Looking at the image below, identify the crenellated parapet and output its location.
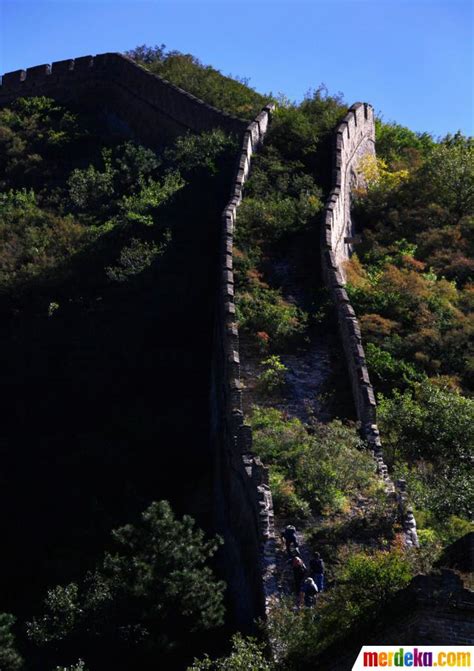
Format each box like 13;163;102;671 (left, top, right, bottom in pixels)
321;103;418;547
321;103;377;429
324;103;376;268
210;102;277;621
0;53;247;144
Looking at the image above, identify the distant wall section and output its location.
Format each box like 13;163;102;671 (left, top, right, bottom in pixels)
321;104;418;547
321;103;376;428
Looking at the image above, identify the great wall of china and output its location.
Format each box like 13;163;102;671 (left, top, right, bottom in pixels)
4;54;466;643
320;103;418;547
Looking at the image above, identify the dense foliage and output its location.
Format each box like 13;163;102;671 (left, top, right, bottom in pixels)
28;501;225;670
0;96;237;297
250;407;381;519
126;45;267;119
350;123;474;537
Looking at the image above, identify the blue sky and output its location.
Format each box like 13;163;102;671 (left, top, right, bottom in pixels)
0;0;472;137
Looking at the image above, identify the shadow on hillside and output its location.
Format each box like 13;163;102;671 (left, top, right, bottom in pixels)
0;169;231;639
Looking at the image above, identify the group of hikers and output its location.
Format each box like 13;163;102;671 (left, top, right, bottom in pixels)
281;525;325;608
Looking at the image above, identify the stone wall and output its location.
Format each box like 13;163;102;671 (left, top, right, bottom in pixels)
0;53;247;144
321;104;418;547
321;103;376;427
210;103;277;627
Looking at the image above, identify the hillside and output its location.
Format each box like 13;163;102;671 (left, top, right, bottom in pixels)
0;46;472;671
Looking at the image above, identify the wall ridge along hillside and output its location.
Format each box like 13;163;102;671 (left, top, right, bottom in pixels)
0;52;248;144
321;103;419;547
210;101;277;625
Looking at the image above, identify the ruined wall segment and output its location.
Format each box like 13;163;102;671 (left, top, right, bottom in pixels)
210;103;277;626
0;53;247;144
321;103;418;547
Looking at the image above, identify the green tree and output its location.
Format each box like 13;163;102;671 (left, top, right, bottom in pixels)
28;501;225;666
117;172;185;226
378;381;474;464
0;189;85;289
68;160;116;213
105;235;170;283
0;613;23;671
165;129;238;175
375;119;434;166
419;134;474;218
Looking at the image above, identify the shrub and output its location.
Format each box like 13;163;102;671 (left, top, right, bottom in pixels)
113;142;161;190
117;172;185;227
269;470;310;521
0;189;85;289
312;549;412;652
105;235;170;283
378;382;473;522
188;633;272;671
68;159;115;214
375;119;434;167
0;96;85;192
365;342;424;390
250;409;378;516
268;87;347;169
393;459;474;523
378;380;474;464
294;421;376;514
354;154;409;198
265;550;412;668
250;407;311;479
165;129;238;175
54;663;87;671
258;355;287;395
418;133;474;218
236;286;307;350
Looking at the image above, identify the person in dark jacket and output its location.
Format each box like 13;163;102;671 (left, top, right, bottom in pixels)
281;525;298;555
310;551;325;592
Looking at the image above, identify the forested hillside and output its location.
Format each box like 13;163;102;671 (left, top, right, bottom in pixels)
351;128;473;536
0;45;472;671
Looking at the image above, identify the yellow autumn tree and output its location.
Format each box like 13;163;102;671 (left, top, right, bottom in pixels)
354;154;409;196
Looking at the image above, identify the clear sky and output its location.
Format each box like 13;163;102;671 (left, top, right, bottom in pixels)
0;0;472;137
